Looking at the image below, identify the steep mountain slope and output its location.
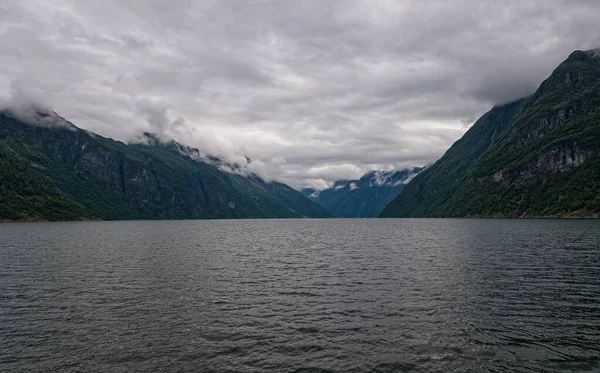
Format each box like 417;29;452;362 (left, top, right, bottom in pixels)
381;49;600;218
0;111;332;221
0;141;93;221
304;168;422;217
380;99;528;217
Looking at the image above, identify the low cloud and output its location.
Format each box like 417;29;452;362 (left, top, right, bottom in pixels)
0;79;52;115
1;0;599;188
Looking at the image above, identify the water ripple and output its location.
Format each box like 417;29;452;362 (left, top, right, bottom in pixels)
1;219;600;372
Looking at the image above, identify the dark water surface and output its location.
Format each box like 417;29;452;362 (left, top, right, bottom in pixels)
1;219;600;372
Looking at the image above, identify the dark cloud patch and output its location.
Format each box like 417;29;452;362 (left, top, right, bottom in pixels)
1;0;599;188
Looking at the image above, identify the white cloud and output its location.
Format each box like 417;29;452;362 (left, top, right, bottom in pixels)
1;0;599;188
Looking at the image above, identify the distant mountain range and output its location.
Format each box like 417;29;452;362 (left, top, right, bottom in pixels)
303;168;423;218
0;110;332;221
381;49;600;218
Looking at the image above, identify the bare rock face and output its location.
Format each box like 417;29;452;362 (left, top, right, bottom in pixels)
529;109;570;140
538;143;593;173
493;171;503;182
493;143;595;187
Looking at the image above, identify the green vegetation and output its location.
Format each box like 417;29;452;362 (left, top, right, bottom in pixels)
0;142;94;221
0;113;331;221
381;49;600;218
380;98;527;217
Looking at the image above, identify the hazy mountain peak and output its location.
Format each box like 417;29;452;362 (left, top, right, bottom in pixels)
303;167;424;218
585;48;600;58
0;111;332;220
130;131;264;182
362;168;422;187
2;107;77;131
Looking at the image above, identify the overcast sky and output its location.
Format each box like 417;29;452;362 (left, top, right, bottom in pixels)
1;1;600;189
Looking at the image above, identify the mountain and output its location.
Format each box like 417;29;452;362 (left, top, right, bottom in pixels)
381;49;600;218
303;168;423;218
379;99;528;217
0;110;332;221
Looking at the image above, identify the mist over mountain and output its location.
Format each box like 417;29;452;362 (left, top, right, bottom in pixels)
3;1;600;189
303;168;423;218
0;109;331;221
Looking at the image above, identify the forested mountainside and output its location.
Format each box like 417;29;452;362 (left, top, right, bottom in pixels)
381;49;600;218
0;111;332;221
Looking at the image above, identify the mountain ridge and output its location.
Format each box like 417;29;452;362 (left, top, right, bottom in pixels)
0;109;332;221
381;49;600;218
304;168;423;218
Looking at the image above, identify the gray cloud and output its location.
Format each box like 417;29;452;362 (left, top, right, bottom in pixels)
1;0;599;189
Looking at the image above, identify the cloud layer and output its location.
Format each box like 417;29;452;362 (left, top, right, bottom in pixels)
1;0;599;188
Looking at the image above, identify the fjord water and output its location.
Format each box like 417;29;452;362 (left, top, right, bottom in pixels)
1;220;599;372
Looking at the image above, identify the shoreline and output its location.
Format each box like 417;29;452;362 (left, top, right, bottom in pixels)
2;215;600;223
